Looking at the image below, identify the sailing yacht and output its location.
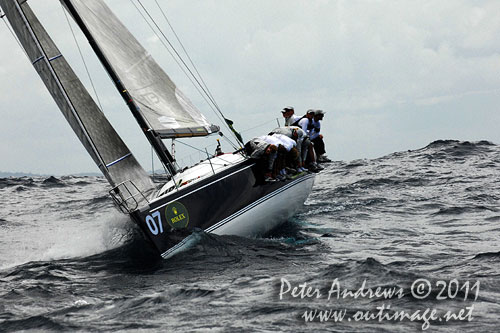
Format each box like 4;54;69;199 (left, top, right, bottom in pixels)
0;0;315;258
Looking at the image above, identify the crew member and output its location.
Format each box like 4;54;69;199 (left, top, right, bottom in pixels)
257;134;296;180
269;126;308;172
245;137;278;182
311;110;331;163
295;109;315;135
281;106;300;126
291;110;322;171
270;133;299;177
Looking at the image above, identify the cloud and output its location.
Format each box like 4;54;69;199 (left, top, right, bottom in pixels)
164;0;500;115
1;0;500;173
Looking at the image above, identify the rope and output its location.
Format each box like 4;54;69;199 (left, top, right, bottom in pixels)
136;0;218;111
131;0;241;148
152;0;221;112
175;139;214;155
128;0;238;150
1;10;28;57
174;139;244;168
174;115;284;165
241;117;282;134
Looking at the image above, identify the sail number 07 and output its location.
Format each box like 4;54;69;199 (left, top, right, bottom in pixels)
145;211;164;235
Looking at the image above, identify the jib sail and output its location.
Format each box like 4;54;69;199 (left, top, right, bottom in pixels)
65;0;219;139
0;0;155;196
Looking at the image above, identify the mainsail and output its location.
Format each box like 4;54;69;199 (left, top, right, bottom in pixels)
65;0;219;139
0;0;155;195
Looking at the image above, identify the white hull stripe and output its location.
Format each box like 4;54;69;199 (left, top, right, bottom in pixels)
160;234;196;259
159;173;314;259
205;173;314;233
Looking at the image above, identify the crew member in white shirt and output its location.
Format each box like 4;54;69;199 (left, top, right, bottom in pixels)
281;106;301;127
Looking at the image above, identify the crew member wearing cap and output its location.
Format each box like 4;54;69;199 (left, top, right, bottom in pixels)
311;109;331;163
281;106;300;127
296;109;315;134
291;109;323;172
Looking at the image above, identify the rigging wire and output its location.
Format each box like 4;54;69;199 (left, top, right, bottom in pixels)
132;0;242;148
128;0;209;107
175;139;215;156
60;2;104;111
240;117;282;134
152;0;221;112
174;139;242;167
136;0;219;112
129;0;238;151
127;1;237;150
1;10;28;58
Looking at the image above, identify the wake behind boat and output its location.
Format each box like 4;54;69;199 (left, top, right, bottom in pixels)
0;0;315;258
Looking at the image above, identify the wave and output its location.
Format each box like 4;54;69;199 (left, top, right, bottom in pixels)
425;139;494;148
472;251;500;261
319;257;413;281
433;205;498;215
1;138;499;331
0;176;97;189
0;223;320;279
0;315;72;332
3;262;71;282
0;177;36;189
41;176;66;188
87;195;113;206
421;140;496;159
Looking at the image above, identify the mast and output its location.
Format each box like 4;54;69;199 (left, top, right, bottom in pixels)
0;0;155;197
60;0;177;176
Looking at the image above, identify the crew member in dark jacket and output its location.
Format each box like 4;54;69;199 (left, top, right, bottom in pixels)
310;110;331;163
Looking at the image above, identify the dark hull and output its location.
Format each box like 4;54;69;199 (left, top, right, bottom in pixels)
130;159;315;258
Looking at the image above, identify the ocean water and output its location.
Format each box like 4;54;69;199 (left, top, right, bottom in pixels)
1;140;499;332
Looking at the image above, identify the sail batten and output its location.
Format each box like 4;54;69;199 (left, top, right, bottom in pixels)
0;0;155;196
66;0;219;139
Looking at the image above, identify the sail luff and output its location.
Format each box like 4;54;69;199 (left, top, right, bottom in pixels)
11;0;109;178
0;0;155;197
64;0;220;139
60;0;177;176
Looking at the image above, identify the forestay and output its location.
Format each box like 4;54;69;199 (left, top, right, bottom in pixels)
66;0;219;138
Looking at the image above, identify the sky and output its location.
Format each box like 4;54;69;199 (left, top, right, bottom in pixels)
1;0;500;175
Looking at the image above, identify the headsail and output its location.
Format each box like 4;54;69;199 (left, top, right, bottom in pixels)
64;0;219;139
0;0;155;196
